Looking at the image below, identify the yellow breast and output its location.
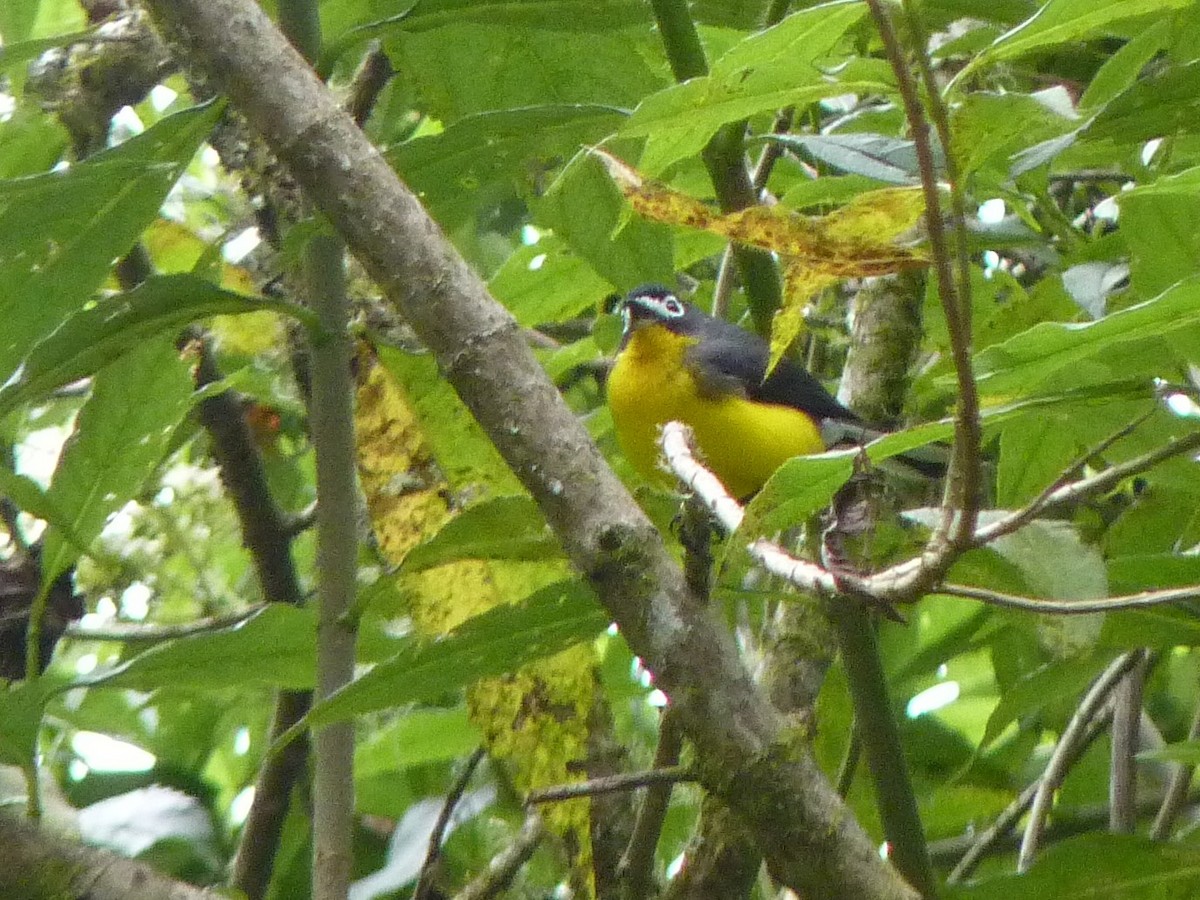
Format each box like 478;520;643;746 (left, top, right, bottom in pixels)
608;326;826;498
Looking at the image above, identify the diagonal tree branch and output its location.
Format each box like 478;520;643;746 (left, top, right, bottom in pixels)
142;2;919;898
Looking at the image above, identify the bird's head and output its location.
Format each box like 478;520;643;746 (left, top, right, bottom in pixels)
619;285;700;342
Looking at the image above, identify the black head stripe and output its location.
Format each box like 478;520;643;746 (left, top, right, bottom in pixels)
621;285;689;336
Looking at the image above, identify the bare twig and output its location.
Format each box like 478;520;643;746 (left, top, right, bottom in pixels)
527;766;694;805
414;748;487;900
971;410;1188;547
64;605;265;642
864;0;981;569
1110;652;1150;833
662;422;1200;615
1150;700;1200;840
944;706;1112;882
618;708;685;899
935;583;1200;614
451;812;545;900
1018;652;1143;872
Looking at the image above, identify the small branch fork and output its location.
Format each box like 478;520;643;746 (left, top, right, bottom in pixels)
658;421;1200;613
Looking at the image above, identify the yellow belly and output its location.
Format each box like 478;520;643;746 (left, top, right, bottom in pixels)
608;328;825;498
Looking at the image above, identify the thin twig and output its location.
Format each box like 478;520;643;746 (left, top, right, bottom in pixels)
865;0;981;564
1018;653;1143;872
64;605;265;642
971;408;1171;546
944;705;1112;882
1110;652;1150;833
451;812;545;900
935;583;1200;615
526;766;694;805
414;748;487;900
1150;700;1200;840
617;708;685;900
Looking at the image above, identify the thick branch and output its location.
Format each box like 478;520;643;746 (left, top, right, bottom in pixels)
143;3;917;898
0;817;222;900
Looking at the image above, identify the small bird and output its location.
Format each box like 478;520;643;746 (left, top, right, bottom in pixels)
607;285;883;499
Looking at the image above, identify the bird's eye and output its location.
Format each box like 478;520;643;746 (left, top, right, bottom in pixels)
662;297;684;316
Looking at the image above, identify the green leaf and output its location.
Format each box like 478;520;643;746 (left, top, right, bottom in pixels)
355;706;481;777
488;235;611;327
390;104;626;231
962;0;1193;76
40;337;195;582
976;652;1107;750
304;580;607;727
388;18;664;124
79;606;318;692
535;154;675;291
952;833;1200;898
964;277;1200;398
1079;17;1172;110
621;2;888;174
400;496;562;573
1118;167;1200;296
0;676;61;769
763;133;923;184
1084;59;1200;145
0;466;91;558
0;275;315;420
0;29;92;74
1137;739;1200;766
0;101;223;383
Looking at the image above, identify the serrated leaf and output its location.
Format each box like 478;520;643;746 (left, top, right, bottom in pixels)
0;275;314;420
0;101;223;384
400;496;562;573
304;580;607;726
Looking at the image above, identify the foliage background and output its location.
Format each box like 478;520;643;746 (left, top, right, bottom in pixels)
2;0;1200;897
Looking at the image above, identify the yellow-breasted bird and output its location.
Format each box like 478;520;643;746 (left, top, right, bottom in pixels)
608;285;884;499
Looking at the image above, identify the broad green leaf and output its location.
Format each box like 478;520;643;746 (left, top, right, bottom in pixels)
40;337;195;583
389;104;626;231
1118;167;1200;296
400;496;562;573
1138;739;1200;766
0;107;69;179
0;101;223;383
622;2;889;174
1079;17;1172;110
355;706;481;777
1101;607;1200;649
0;275;315;420
0;29;91;74
962;0;1193;77
376;345;522;494
488;235;610;327
976;652;1107;749
535;154;675;291
386;0;649;33
1085;59;1200;145
965;278;1200;397
80;606;318;692
388;20;664;124
304;580;608;726
0;466;91;558
0;676;62;769
1108;554;1200;593
952;833;1200;898
764;133;923;184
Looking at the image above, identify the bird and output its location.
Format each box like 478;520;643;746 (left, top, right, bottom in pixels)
607;284;889;499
